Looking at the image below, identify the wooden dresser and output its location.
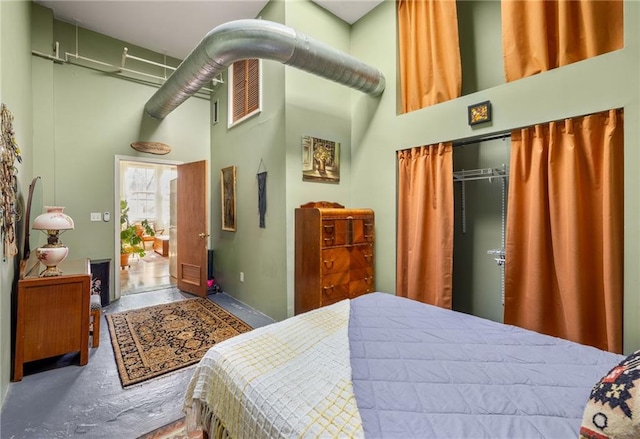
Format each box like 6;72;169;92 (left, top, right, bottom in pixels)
13;258;91;381
295;202;375;314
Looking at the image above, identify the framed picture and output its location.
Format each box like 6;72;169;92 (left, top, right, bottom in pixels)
220;166;236;232
301;136;340;183
468;101;492;126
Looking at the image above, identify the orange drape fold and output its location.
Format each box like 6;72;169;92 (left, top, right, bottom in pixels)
502;0;623;82
397;143;453;308
398;0;462;112
504;109;624;353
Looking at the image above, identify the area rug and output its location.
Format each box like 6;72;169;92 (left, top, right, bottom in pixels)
137;417;202;439
107;298;252;387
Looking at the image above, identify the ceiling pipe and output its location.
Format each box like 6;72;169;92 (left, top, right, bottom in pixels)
144;19;386;120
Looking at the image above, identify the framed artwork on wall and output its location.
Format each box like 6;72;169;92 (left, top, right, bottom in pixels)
221;166;236;232
301;135;340;183
468;101;492;126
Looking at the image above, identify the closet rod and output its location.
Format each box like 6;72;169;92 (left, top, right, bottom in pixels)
453;132;511;148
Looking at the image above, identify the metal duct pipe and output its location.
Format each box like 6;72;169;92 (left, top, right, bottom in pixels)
144;19;385;120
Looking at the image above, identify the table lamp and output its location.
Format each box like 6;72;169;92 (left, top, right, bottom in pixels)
32;206;74;277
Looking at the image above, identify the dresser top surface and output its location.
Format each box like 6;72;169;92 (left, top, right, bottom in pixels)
22;257;90;280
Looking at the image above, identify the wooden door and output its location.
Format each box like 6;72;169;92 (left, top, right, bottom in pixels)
177;160;208;297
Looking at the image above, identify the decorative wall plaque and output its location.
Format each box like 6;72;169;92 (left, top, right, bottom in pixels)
130;142;171;155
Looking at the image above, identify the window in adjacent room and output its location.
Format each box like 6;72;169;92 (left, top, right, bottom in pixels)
228;58;262;127
121;162;177;232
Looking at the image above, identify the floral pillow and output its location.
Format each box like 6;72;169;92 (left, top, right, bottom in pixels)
580;350;640;439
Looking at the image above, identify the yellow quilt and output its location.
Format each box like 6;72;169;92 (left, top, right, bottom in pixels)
183;299;363;438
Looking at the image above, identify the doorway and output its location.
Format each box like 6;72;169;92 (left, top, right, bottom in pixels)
114;155;181;300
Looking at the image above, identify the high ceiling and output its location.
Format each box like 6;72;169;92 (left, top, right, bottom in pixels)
34;0;384;60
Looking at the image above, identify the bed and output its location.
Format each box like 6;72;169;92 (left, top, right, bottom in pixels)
184;292;636;438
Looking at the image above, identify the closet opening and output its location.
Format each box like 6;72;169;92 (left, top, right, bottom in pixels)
452;134;511;323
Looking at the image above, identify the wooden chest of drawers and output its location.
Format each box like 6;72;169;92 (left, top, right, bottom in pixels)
13;259;91;381
295;203;375;314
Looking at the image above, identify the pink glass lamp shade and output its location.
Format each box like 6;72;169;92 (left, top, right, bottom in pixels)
32;206;74;277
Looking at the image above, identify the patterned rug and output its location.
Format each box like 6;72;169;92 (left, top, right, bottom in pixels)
107;298;252;387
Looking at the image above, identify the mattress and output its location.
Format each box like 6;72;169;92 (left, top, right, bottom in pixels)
184;292;624;438
350;293;624;438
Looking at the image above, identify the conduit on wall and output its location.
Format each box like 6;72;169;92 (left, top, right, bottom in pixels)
144;19;386;120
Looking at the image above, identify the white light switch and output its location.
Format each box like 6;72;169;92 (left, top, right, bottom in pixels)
103;212;110;222
240;272;244;282
90;212;102;221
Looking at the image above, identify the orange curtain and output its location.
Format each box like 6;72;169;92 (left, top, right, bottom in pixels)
502;0;623;82
397;144;453;308
504;109;623;353
398;0;462;112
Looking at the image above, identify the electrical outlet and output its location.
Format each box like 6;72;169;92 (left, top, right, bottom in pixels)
240;272;244;282
90;212;102;221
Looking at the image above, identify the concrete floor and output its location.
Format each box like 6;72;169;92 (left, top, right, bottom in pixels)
0;288;275;439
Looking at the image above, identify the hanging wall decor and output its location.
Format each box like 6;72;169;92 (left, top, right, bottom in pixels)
301;135;340;183
221;166;237;232
0;103;22;260
468;101;492;126
256;159;267;228
130;141;171;155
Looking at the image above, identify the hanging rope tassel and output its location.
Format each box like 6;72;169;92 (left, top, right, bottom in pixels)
257;171;267;228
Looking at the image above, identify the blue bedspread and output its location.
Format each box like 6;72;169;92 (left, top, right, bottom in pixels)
349;293;624;438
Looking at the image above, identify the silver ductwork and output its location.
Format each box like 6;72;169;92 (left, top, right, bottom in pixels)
144;19;386;120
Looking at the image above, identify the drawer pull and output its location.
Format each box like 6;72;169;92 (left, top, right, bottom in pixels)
364;254;373;260
323;224;334;230
324;237;334;243
365;276;373;284
323;259;335;269
323;285;335;291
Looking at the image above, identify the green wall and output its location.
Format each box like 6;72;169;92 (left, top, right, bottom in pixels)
31;5;211;301
209;0;353;320
210;0;288;320
350;0;640;353
1;0;33;407
283;0;353;316
458;0;504;95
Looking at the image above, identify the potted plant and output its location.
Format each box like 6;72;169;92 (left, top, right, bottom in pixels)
120;200;154;268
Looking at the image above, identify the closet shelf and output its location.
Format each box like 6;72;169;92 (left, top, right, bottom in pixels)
453;166;508;182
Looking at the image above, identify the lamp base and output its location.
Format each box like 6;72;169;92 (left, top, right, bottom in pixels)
39;266;64;277
36;246;69;277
